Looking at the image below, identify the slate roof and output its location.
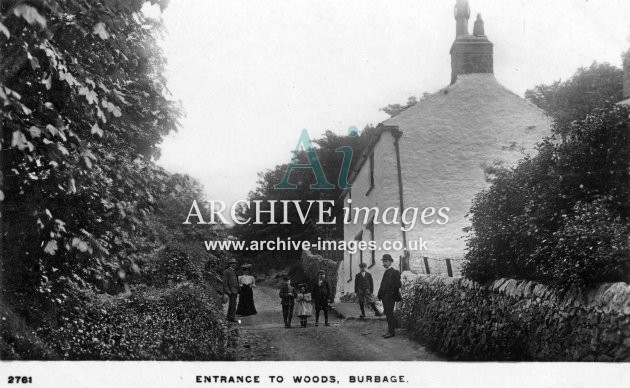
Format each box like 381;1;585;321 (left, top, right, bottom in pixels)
381;73;552;257
383;73;550;157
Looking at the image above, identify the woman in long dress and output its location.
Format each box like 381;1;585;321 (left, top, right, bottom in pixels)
295;284;313;327
236;264;257;316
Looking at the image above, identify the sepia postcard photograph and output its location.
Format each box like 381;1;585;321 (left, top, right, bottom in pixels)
1;0;630;387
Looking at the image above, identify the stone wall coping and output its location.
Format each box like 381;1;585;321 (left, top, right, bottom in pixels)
407;274;630;315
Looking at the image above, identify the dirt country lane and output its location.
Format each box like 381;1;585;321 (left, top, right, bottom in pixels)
229;285;441;361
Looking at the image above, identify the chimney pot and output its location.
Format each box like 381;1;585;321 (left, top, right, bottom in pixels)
473;14;485;37
450;2;493;84
454;0;470;37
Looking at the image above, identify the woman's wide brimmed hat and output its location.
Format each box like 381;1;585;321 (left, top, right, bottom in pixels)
227;258;237;264
241;263;252;269
298;283;307;289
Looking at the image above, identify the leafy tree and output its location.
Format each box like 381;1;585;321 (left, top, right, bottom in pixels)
465;56;629;288
150;173;225;244
234;91;438;253
1;1;238;360
232;126;377;256
139;172;230;287
1;0;180;312
525;61;624;136
463;105;630;287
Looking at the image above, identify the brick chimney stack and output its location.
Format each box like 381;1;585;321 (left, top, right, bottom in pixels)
450;1;493;84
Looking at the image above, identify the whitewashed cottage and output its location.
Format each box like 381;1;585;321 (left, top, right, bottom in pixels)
336;0;552;300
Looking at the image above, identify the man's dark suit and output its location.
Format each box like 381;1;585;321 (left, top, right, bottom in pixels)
223;267;239;321
312;279;331;324
279;283;297;327
354;272;374;294
377;267;401;336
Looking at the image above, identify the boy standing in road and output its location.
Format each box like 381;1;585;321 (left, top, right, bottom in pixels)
355;262;382;318
279;276;297;328
312;270;332;326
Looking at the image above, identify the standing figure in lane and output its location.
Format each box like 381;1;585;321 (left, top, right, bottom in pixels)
312;270;332;326
222;258;240;322
355;262;382;318
279;276;297;328
377;254;401;338
295;284;313;327
236;264;257;316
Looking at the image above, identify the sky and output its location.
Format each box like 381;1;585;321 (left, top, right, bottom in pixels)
146;0;630;208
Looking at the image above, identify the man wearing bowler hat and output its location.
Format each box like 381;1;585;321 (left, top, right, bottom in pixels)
223;257;239;322
377;254;401;338
355;262;382;318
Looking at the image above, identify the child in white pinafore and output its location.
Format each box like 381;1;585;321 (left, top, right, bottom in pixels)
295;284;313;328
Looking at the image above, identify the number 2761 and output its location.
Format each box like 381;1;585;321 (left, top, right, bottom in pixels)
7;376;32;384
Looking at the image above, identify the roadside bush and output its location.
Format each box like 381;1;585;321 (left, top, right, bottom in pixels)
463;105;630;287
0;298;59;360
300;250;339;294
545;200;629;285
141;242;219;287
287;263;309;287
37;282;235;360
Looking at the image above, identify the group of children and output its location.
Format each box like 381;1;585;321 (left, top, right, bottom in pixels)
279;270;332;328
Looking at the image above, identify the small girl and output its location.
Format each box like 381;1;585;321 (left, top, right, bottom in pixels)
295;284;313;328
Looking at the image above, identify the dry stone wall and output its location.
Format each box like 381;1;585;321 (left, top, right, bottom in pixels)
397;274;630;361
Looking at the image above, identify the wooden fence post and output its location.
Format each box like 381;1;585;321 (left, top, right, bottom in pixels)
423;257;430;274
446;258;453;277
400;250;410;272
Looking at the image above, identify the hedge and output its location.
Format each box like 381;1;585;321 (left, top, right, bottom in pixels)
36;282;236;360
463;106;630;288
300;250;339;296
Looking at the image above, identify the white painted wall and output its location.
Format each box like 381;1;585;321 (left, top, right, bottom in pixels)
389;74;551;271
337;74;551;299
336;130;404;299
